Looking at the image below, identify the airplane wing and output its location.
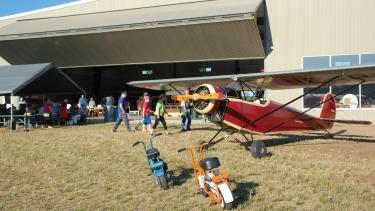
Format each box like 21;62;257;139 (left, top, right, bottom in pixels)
127;75;237;91
128;65;375;90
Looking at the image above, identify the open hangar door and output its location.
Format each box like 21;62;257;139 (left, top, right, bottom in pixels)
62;59;264;101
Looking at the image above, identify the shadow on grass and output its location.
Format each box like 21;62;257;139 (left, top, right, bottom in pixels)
169;168;194;187
233;181;259;208
190;126;220;132
263;133;375;147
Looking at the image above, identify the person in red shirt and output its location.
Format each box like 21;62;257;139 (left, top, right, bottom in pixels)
59;101;69;124
142;95;152;134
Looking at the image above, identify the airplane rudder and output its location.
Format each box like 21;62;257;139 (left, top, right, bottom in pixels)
320;93;336;120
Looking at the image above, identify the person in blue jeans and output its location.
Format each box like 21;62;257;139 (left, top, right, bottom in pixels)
180;89;192;132
113;91;133;133
78;94;88;123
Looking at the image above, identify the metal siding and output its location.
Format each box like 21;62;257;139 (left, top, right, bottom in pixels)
15;0;205;19
0;19;264;67
0;0;261;37
265;0;375;120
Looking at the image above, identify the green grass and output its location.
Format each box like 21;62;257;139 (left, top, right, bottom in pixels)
0;124;374;210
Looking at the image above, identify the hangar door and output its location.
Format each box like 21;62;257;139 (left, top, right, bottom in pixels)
0;0;264;68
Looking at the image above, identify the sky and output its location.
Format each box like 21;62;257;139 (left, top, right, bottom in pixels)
0;0;80;17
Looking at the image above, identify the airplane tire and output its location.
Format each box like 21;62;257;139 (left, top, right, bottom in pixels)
250;140;267;158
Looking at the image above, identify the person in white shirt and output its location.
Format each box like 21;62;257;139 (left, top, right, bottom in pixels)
180;89;192;132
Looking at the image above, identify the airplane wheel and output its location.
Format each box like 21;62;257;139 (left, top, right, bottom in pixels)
250;140;267;158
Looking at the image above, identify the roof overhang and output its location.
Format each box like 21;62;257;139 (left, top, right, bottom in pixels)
0;63;85;96
0;0;264;68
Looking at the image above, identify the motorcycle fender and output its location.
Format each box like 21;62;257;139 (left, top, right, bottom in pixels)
154;168;166;177
198;175;205;188
218;183;234;203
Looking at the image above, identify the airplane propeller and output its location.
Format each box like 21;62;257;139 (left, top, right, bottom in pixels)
172;93;226;101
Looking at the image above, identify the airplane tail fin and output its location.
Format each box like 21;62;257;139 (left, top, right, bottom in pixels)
320;93;336;129
320;93;372;126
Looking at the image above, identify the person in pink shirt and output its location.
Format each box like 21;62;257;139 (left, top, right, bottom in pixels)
43;99;53;115
42;99;53;128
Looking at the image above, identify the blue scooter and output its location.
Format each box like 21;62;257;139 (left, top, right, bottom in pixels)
132;136;169;190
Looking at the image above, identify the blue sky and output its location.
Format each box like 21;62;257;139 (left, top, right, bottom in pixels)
0;0;79;17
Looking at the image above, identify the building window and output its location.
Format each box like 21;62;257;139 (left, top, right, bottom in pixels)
303;56;330;108
333;85;360;109
303;53;375;109
303;87;330;109
141;70;153;75
361;54;375;65
199;67;212;73
303;56;330;70
361;84;375;108
331;55;359;67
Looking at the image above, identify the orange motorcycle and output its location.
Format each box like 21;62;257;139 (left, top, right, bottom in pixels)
178;142;234;209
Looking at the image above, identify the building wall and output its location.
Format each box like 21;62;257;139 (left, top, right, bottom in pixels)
265;0;375;121
0;0;202;24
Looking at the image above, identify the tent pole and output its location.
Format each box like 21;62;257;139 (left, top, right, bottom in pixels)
10;92;13;133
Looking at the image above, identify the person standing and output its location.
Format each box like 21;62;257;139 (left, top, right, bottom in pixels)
43;99;53;128
150;94;169;135
180;89;192;132
78;94;88;123
142;95;152;134
113;91;133;132
136;96;143;117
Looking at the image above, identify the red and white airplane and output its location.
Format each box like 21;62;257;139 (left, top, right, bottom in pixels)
129;65;375;158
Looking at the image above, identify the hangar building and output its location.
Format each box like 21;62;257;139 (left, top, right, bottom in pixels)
0;0;374;121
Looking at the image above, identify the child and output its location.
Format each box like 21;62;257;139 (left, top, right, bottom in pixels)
142;95;152;134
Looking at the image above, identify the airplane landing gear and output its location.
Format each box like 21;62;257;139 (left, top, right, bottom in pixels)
250;140;267;158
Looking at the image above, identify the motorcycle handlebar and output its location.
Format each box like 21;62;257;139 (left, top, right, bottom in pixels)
132;141;144;147
177;148;186;153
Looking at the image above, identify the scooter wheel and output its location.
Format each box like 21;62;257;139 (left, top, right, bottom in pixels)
158;175;169;190
200;188;208;197
220;192;233;210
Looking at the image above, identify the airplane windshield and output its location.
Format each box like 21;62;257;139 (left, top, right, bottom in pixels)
241;91;256;101
220;87;239;99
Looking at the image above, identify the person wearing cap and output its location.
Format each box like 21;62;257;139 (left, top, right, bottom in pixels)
150;94;169;135
113;91;133;133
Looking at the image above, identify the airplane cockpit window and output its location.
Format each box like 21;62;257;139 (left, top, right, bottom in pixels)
241;88;268;104
241;91;256;101
220;87;239;98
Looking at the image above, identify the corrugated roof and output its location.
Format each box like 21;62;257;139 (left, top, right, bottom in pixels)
0;19;265;67
0;0;263;39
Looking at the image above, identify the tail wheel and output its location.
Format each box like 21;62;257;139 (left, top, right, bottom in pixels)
220;191;234;210
250;140;267;158
158;175;169;190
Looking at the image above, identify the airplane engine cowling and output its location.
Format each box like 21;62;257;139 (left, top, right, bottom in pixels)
192;84;222;115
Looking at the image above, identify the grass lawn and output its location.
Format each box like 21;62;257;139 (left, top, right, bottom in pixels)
0;123;374;210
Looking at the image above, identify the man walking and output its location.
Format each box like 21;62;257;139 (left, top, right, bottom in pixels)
150;94;169;135
113;91;133;133
180;89;192;132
